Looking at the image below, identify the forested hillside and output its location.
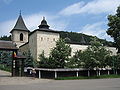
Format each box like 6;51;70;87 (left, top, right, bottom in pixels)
0;35;11;41
59;31;114;47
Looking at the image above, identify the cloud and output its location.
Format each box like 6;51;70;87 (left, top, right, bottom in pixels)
80;22;113;41
60;0;120;16
59;1;85;16
0;12;68;36
0;20;15;36
24;13;68;31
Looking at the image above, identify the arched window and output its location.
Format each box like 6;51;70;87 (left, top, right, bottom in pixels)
20;33;23;41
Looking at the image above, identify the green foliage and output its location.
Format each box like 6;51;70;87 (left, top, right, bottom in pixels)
38;51;53;68
38;39;71;68
80;48;98;69
87;38;111;68
68;38;111;69
49;39;71;68
0;51;12;66
66;50;84;68
107;6;120;53
0;51;12;72
0;64;11;72
55;75;120;80
24;50;35;67
108;54;120;69
0;35;11;41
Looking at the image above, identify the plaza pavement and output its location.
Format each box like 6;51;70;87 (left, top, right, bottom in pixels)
0;70;120;90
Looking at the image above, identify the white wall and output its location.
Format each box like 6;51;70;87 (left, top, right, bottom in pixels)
36;31;59;61
70;44;88;56
12;30;28;47
70;44;117;56
29;31;37;60
105;46;117;55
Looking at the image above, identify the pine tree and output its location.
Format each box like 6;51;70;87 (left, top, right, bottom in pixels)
24;50;34;67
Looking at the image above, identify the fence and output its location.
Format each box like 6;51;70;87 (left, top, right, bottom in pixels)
25;67;120;79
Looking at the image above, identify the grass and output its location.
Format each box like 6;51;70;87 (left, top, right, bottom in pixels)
0;64;11;72
55;75;120;80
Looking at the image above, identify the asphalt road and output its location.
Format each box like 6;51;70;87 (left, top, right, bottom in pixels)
0;78;120;90
0;70;120;90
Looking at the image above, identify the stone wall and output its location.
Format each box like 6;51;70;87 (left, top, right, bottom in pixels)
12;30;28;48
36;31;60;61
70;44;117;56
29;31;38;60
70;44;88;56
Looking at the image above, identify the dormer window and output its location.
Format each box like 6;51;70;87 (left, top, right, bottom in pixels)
20;33;23;41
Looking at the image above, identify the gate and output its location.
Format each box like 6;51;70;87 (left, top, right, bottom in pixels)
0;40;25;76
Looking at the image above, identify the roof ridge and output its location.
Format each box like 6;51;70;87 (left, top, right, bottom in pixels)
10;14;29;33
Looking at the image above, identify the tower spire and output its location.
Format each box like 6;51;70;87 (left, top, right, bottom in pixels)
10;13;29;33
43;16;45;20
38;17;50;29
19;10;21;16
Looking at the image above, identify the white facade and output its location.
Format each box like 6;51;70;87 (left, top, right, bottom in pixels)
36;31;59;60
70;44;117;56
11;30;29;48
70;44;89;56
27;30;59;60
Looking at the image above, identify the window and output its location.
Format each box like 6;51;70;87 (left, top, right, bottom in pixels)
53;38;55;41
20;33;23;41
41;37;43;41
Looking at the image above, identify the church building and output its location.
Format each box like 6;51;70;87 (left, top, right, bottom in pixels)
10;14;117;61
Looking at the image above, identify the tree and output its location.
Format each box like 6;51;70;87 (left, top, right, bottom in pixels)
70;38;111;69
0;51;12;66
0;35;11;41
38;51;55;68
107;6;120;53
66;50;82;68
24;50;35;67
81;48;98;69
49;39;71;68
89;39;111;68
107;54;120;74
39;39;71;68
111;54;120;69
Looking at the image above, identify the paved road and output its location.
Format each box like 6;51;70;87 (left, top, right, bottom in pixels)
0;70;120;90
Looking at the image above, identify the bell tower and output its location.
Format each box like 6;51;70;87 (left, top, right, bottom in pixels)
10;13;29;48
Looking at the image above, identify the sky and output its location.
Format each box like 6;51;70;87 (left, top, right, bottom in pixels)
0;0;120;41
